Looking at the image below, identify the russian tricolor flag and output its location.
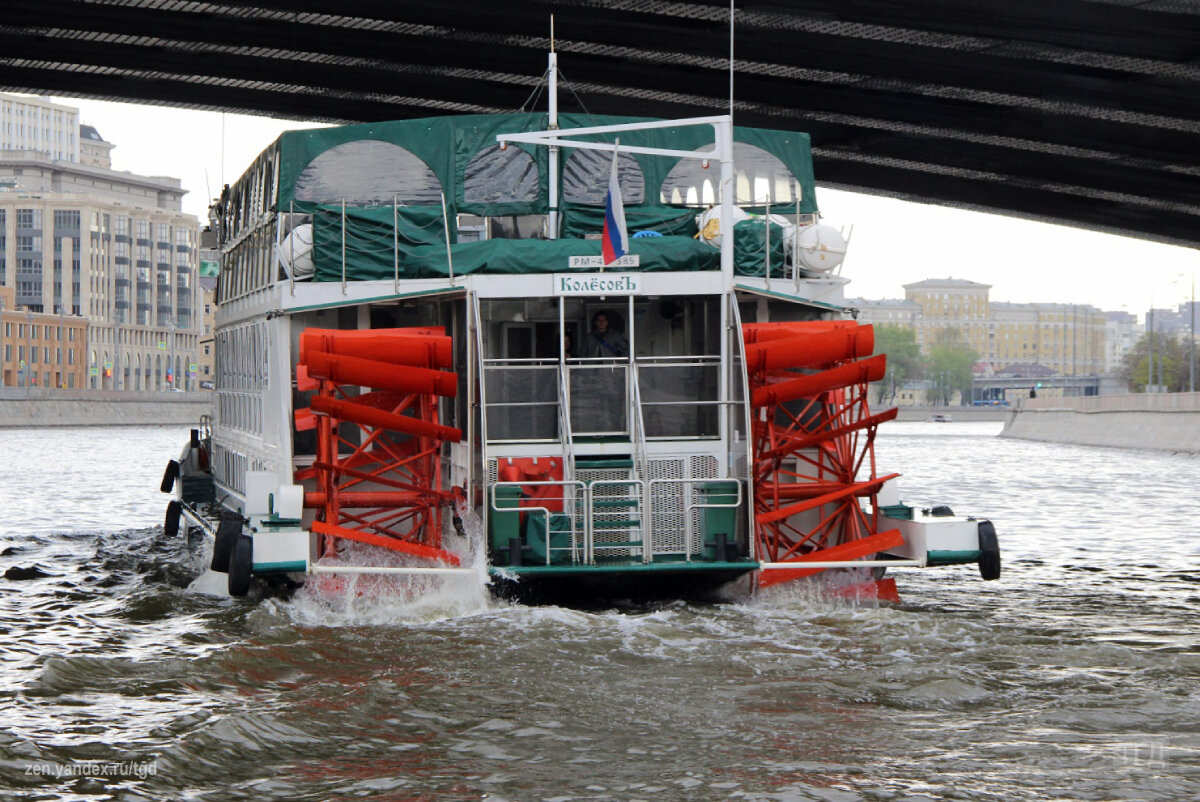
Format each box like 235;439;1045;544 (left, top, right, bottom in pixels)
601;145;629;266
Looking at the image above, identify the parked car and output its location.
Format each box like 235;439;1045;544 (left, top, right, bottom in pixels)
199;380;214;390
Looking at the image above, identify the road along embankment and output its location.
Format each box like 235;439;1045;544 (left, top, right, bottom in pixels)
1001;392;1200;453
0;388;210;427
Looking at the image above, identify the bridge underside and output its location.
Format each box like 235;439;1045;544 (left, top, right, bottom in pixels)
2;0;1198;247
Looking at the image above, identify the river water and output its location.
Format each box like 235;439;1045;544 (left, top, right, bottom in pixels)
1;422;1199;801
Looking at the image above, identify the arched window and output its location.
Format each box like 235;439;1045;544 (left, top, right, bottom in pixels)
660;143;800;206
562;149;644;205
463;145;539;204
294;141;443;205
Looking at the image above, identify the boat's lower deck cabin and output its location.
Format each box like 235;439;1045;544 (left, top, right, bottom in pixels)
472;285;751;581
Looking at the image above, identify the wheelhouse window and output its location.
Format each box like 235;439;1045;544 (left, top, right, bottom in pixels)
562;149;644;205
463;145;539;204
660;143;800;206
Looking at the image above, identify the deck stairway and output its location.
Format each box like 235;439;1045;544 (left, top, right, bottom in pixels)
572;455;645;562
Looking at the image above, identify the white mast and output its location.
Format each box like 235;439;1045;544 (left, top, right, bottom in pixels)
547;17;560;240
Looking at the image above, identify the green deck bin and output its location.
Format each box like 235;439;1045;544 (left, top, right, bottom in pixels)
489;485;522;556
701;481;740;561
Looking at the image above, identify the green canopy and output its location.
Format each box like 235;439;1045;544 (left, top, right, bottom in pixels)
249;111;820;282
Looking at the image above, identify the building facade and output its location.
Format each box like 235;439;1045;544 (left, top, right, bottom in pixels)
0;96;79;163
848;277;1113;376
0;286;88;388
0;95;201;390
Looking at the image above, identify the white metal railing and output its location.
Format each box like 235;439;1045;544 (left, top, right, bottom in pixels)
628;361;650;484
489;477;746;566
481;359;561;442
636;356;723;439
647;478;742;563
587;479;645;563
490;480;588;566
558;362;577;482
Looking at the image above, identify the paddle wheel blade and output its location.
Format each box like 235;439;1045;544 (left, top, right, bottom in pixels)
297;327;462;563
744;321;903;587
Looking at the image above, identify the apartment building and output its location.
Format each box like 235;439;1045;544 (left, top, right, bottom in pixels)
0;94;201;390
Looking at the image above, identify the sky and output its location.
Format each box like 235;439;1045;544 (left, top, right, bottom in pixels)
53;94;1198;322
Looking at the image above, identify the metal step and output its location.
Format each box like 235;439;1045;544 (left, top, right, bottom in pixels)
593;519;641;529
575;457;634;470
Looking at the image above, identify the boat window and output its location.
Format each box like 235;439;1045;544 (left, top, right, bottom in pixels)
635;296;722;439
293;140;443;205
562;149;644;205
660;143;799;206
463;145;539;204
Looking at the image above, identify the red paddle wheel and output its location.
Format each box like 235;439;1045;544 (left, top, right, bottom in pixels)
294;327;462;566
743;321;903;592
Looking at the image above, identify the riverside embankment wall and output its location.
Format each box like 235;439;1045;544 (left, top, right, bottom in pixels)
1001;392;1200;453
0;388;210;427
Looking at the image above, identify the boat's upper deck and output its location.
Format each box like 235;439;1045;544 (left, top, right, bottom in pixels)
214;112;842;307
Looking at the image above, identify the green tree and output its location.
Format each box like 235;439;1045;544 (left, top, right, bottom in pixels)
1120;331;1191;392
872;325;923;405
927;327;979;405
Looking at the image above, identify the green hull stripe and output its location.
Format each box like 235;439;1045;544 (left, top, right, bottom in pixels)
253;560;308;573
490;561;756;577
925;550;981;565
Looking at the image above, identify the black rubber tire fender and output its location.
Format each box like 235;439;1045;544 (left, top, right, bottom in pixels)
227;534;253;597
211;511;242;573
977;520;1001;581
160;460;180;493
164;500;182;537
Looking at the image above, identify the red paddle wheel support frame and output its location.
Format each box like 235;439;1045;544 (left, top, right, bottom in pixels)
295;327;462;566
743;321;901;589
